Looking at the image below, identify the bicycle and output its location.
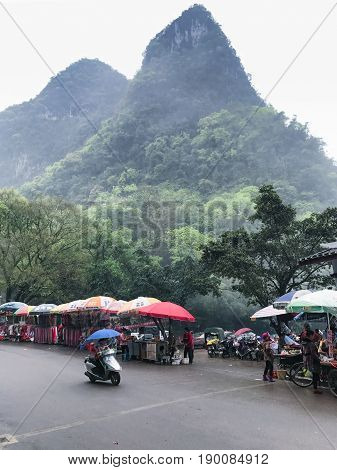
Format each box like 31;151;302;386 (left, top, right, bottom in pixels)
290;360;337;397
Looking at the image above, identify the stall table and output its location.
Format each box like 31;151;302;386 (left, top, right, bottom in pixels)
127;340;169;361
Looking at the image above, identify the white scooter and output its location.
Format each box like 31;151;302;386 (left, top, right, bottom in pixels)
84;343;122;386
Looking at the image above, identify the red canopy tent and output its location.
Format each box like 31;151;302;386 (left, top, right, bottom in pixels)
138;302;195;322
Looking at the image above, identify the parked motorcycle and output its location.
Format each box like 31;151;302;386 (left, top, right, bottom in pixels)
206;337;224;357
220;334;237;358
233;333;262;361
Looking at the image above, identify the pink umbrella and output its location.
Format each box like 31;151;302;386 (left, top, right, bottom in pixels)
234;327;252;336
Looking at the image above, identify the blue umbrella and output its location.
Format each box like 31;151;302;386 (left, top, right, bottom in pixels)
0;302;27;313
274;292;296;303
273;290;311;309
84;329;120;343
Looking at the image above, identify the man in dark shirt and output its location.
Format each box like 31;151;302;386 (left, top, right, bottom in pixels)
302;331;322;394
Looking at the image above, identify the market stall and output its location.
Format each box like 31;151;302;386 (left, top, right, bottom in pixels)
32;304;58;344
0;302;28;341
60;300;87;346
59;296;122;347
286;289;337;359
118;301;196;364
250;300;302;367
116;297;162;360
14;305;36;342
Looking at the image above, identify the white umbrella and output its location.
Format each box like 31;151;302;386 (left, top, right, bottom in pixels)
117;297;161;315
251;305;286;320
31;304;57;313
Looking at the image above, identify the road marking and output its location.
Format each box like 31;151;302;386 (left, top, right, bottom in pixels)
120;382;267;415
14;421;87;440
12;382;267;445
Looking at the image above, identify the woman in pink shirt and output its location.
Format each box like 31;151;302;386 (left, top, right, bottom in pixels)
183;327;194;364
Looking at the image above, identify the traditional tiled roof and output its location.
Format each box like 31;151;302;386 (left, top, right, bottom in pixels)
299;242;337;266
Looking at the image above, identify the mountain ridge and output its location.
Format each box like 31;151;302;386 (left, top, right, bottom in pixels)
1;4;336;212
0;58;128;187
23;4;267;202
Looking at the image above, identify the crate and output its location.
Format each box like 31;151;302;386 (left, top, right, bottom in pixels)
277;370;287;380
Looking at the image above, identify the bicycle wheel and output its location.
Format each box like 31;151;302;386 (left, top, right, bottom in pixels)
290;362;313;388
327;369;337;397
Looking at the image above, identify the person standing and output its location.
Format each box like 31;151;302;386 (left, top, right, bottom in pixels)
119;328;130;361
261;332;275;382
183;327;194;364
299;322;311;342
302;331;322;394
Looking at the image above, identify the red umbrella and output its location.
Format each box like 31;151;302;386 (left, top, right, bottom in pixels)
138;302;195;322
234;327;252;336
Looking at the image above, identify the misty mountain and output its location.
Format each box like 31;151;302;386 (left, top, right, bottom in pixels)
3;4;337;210
126;4;262;131
0;58;127;186
23;5;264;201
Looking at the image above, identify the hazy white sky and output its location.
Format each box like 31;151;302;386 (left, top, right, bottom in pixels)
0;0;336;157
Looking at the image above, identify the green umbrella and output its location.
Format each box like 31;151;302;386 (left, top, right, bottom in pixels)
286;289;337;315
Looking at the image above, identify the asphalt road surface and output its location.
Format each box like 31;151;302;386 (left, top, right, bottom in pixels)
1;342;336;450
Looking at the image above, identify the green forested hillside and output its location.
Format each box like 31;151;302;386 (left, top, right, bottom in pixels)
0;59;127;187
24;5;337;212
23;5;261;201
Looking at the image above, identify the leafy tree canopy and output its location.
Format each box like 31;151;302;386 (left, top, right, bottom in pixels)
202;185;337;307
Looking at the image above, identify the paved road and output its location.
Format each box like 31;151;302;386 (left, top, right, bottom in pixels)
0;342;336;450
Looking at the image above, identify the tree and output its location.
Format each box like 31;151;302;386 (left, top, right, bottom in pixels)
202;185;337;307
0;190;88;302
162;256;220;305
87;226;165;300
162;226;220;305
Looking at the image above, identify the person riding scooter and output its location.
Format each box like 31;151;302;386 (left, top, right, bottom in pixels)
90;338;110;375
83;328;122;385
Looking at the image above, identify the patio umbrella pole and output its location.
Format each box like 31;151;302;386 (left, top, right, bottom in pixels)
168;318;173;346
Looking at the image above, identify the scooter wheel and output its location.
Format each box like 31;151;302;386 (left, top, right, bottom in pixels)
110;372;121;386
